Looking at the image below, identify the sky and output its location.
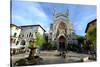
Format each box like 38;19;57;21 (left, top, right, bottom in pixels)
11;1;96;36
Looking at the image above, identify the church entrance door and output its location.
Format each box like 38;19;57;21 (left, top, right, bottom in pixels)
58;36;66;51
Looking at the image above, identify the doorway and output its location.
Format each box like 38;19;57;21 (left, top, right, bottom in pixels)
59;36;66;51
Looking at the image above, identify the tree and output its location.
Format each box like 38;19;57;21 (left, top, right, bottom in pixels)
35;32;45;47
77;35;85;44
76;35;85;52
88;27;96;42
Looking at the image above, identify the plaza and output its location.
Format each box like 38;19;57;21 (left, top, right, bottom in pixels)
11;50;93;66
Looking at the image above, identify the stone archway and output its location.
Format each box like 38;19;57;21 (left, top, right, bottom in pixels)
58;36;66;51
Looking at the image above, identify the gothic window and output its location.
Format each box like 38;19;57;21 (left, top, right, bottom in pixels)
58;22;66;30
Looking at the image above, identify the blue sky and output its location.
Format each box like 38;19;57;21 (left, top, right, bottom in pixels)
11;1;96;36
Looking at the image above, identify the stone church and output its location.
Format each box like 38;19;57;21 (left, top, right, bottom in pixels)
48;10;78;51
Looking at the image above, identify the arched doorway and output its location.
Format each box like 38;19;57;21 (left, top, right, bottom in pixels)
58;36;66;51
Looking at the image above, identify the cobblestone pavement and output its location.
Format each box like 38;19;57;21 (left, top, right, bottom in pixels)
11;50;93;66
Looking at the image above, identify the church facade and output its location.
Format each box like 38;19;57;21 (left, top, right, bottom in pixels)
48;10;78;51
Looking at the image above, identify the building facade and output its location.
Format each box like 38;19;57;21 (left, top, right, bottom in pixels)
18;25;46;47
48;10;77;51
10;24;21;46
85;19;96;51
85;19;96;41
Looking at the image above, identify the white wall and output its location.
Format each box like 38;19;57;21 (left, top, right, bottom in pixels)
11;26;21;45
19;26;45;46
37;26;45;35
11;26;21;38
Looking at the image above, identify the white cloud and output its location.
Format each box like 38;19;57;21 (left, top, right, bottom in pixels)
28;6;48;19
21;2;48;20
12;2;49;29
12;15;25;24
12;15;33;25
